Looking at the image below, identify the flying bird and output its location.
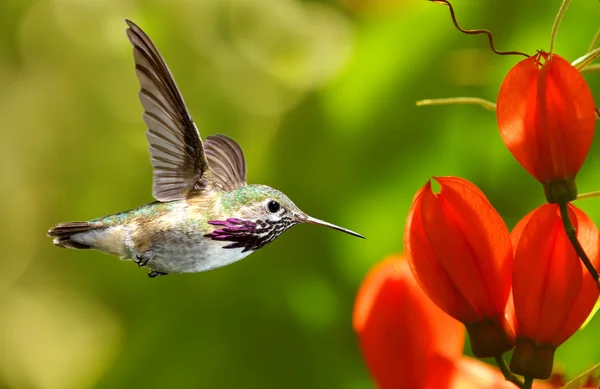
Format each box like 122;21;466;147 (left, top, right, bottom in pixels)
47;20;364;278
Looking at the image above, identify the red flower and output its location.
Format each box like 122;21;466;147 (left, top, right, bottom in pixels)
510;203;600;379
404;177;514;357
353;255;464;389
496;52;596;203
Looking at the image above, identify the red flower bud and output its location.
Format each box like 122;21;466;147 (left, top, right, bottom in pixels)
353;255;464;389
510;204;600;379
404;177;515;357
496;52;596;203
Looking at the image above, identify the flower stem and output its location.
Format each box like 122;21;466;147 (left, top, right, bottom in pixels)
559;202;600;291
561;361;600;388
572;47;600;70
588;27;600;52
549;0;572;56
430;0;528;57
523;377;534;389
494;355;524;388
576;191;600;200
416;97;497;111
580;64;600;73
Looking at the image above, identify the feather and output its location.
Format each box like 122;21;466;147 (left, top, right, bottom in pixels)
125;19;211;201
204;134;247;192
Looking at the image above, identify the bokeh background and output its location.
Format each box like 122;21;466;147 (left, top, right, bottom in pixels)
1;0;599;388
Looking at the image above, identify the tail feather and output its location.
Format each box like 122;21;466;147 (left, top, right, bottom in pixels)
48;221;106;249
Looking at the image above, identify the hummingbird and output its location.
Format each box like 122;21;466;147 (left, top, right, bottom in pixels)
47;20;364;278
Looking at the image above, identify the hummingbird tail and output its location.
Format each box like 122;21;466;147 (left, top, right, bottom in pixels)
47;221;106;249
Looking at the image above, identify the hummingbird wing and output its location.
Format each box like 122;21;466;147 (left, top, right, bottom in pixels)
125;20;211;202
204;134;247;192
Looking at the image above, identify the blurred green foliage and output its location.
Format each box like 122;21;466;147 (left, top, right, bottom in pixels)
0;0;599;388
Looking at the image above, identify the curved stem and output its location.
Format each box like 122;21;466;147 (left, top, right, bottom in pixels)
559;202;600;290
576;191;600;200
416;97;497;111
561;361;600;388
523;377;534;389
430;0;529;57
572;47;600;70
581;64;600;73
549;0;572;56
494;355;524;388
588;27;600;52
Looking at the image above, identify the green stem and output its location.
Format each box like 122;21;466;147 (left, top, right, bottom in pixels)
559;202;600;290
572;46;600;70
588;27;600;52
576;191;600;200
415;97;497;111
561;361;600;388
549;0;572;56
581;63;600;73
523;377;534;389
494;355;524;388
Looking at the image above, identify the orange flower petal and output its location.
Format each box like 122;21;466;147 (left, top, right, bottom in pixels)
405;177;512;322
353;255;464;389
497;53;596;183
497;55;542;180
405;182;478;323
512;204;600;346
433;177;512;316
555;209;600;345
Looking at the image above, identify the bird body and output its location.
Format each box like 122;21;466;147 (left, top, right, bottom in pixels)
48;21;363;278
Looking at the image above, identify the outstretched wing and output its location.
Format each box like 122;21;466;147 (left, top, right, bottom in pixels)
125;19;211;201
204;134;247;192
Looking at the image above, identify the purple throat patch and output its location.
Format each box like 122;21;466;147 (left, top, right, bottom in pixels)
204;218;260;250
204;217;295;252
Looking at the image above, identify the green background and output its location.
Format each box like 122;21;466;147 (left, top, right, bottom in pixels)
0;0;599;388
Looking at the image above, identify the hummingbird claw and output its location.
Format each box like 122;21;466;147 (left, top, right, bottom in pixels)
134;252;153;267
147;270;168;278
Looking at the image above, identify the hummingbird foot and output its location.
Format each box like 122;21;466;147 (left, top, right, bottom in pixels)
147;270;168;278
134;252;153;267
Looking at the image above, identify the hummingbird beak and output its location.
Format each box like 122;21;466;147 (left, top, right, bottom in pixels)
298;215;365;239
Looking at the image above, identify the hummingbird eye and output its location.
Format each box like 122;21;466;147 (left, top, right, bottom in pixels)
267;200;281;213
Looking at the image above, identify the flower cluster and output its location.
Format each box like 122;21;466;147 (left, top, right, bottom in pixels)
353;1;600;388
404;177;599;381
353;255;562;389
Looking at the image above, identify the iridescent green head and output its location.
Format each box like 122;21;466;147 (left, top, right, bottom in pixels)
209;184;364;252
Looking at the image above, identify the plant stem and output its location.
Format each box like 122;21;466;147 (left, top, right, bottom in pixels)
572;47;600;70
561;361;600;388
416;97;497;111
494;355;524;388
549;0;572;56
576;191;600;200
430;0;528;57
588;27;600;52
581;64;600;73
559;202;600;291
523;377;534;389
